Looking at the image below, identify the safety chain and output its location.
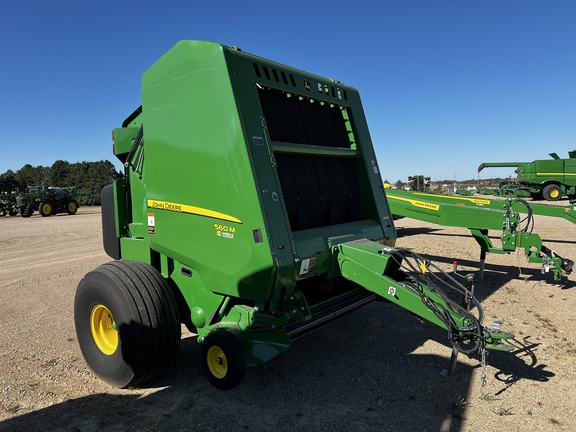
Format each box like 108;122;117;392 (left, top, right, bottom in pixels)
480;345;488;387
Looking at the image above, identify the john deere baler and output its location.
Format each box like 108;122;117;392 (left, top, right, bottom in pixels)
75;41;512;390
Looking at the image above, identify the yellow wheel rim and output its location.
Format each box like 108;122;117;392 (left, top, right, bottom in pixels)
42;203;52;214
90;304;118;355
550;189;559;198
68;202;77;212
207;346;228;379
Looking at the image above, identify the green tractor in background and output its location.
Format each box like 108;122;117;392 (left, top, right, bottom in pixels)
16;186;80;218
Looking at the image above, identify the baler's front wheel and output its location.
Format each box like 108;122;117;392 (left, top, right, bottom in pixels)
74;260;181;388
201;330;246;390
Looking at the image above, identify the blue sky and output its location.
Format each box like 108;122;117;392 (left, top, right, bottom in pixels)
0;0;574;183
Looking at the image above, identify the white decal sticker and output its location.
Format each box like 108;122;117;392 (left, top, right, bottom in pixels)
214;223;236;239
147;213;155;235
299;257;317;275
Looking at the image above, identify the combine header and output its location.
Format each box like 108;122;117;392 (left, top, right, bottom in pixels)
74;41;513;390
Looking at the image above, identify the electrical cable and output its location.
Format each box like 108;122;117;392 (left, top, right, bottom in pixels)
384;247;487;354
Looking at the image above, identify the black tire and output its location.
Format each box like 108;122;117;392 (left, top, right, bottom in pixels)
39;202;53;217
201;330;247;390
74;260;181;388
20;207;33;218
542;184;562;201
9;208;18;216
65;199;79;215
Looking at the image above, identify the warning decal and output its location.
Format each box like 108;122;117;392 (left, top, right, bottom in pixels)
299;257;317;275
147;213;155;235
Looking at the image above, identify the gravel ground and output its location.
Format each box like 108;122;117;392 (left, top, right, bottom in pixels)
0;202;575;431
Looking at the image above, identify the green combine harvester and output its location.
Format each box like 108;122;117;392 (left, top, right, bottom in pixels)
74;41;514;390
479;150;576;201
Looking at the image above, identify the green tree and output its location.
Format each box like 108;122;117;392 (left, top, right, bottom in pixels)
67;160;119;205
15;164;48;191
0;170;18;193
48;160;70;186
3;160;120;204
85;160;118;205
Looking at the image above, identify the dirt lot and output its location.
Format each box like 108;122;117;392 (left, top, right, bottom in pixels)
1;202;575;431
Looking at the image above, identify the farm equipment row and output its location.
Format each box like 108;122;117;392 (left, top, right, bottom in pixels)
386;189;575;281
0;186;79;218
74;40;515;391
475;181;531;198
0;192;19;216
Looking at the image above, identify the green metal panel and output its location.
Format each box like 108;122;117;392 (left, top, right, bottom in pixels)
119;238;151;263
112;127;139;164
566;159;576;188
387;189;576;224
531;158;564;184
386;190;507;230
140;41;275;301
168;259;224;330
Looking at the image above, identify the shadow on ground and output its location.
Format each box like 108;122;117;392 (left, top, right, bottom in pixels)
0;298;555;432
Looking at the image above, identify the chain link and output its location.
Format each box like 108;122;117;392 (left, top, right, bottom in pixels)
480;345;488;387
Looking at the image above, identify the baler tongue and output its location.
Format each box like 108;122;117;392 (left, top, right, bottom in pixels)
336;240;514;356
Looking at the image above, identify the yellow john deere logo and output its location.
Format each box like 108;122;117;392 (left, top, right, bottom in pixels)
303;79;313;92
147;199;242;224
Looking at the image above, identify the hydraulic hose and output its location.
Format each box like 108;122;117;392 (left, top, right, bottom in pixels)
387;248;486;354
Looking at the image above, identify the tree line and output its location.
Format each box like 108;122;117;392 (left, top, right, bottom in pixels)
0;160;121;205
